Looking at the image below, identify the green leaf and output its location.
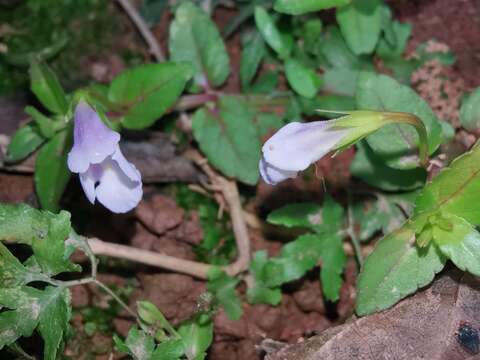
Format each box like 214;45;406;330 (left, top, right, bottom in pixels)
207;268;242;320
264;234;323;287
0;203;50;245
247;251;282;305
35;130;72;212
140;0;168;27
0;285;71;359
336;0;382;55
169;2;229;88
117;327;155;360
108;62;193;129
267;203;322;230
24;106;55;138
29;60;68;115
376;20;412;59
6;123;45;163
356;72;443;169
254;6;292;60
431;214;480;276
356;222;445;315
274;0;351;15
240;31;266;90
415;142;480;225
0;242;46;287
192;96;261;185
320;26;366;69
284;58;321;98
31;210;79;276
151;339;185;360
250;70;279;94
322;68;359;96
352;193;415;241
460;87;480;131
350;141;426;191
178;314;213;360
37;286;71;360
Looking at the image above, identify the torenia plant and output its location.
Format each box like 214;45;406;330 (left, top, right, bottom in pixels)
259;110;429;184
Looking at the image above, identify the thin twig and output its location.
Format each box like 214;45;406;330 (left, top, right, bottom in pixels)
115;0;165;62
346;194;363;267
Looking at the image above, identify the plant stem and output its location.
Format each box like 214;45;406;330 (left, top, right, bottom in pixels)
93;279;138;319
346;195;363;267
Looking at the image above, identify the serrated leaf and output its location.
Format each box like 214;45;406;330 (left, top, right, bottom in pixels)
274;0;350;15
207;268;242;320
267;203;322;230
6;123;45;163
108;62;193;129
431;214;480;276
247;252;282;305
0;242;47;287
336;0;382;55
177;314;213;360
357;72;443;169
169;2;229;89
460;87;480;131
38;286;71;360
0;285;71;358
284;58;321;98
356;222;445;315
29;60;68;115
0;203;50;245
35;130;72;212
415;142;480;225
192;96;261;185
240;31;266;90
350;141;426;191
254;6;292;60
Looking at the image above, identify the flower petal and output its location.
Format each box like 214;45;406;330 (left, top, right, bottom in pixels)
259;157;298;185
262;121;348;171
67;102;120;173
79;164;103;204
94;157;142;213
111;145;141;182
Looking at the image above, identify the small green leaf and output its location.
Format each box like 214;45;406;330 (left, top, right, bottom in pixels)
284;58;321;98
192;96;262;185
207;268;242;320
322;68;359;96
267;203;322;230
350;141;426;191
169;2;229;88
356;222;445;315
240;31;266;90
29;60;68;115
357;72;443;169
35;130;72;212
250;70;279;94
254;6;292;60
151;339;185;360
460;87;480;131
264;234;323;287
6;123;45;163
178;314;213;360
0;203;49;245
108;62;193;129
0;242;46;287
336;0;382;55
320;26;365;69
274;0;351;15
415;142;480;225
376;20;412;59
117;327;155;360
247;251;282;306
24;106;55;138
430;214;480;276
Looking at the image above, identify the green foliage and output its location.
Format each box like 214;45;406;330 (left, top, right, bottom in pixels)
350;141;426;191
192;95;283;185
35;130;72;212
169;1;230;89
256;197;346;302
336;0;382;55
6;123;45;163
108;62;193;129
177;314;213;360
254;6;292;60
357;72;442;169
274;0;351;15
240;31;266;90
460;87;480;131
207;268;243;320
284;58;321;98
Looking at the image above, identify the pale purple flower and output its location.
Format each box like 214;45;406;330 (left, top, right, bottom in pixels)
259;121;349;185
67;102;142;213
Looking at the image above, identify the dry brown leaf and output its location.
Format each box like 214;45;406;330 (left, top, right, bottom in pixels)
266;270;480;360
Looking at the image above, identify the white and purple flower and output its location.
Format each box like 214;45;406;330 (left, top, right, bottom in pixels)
67;102;142;213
